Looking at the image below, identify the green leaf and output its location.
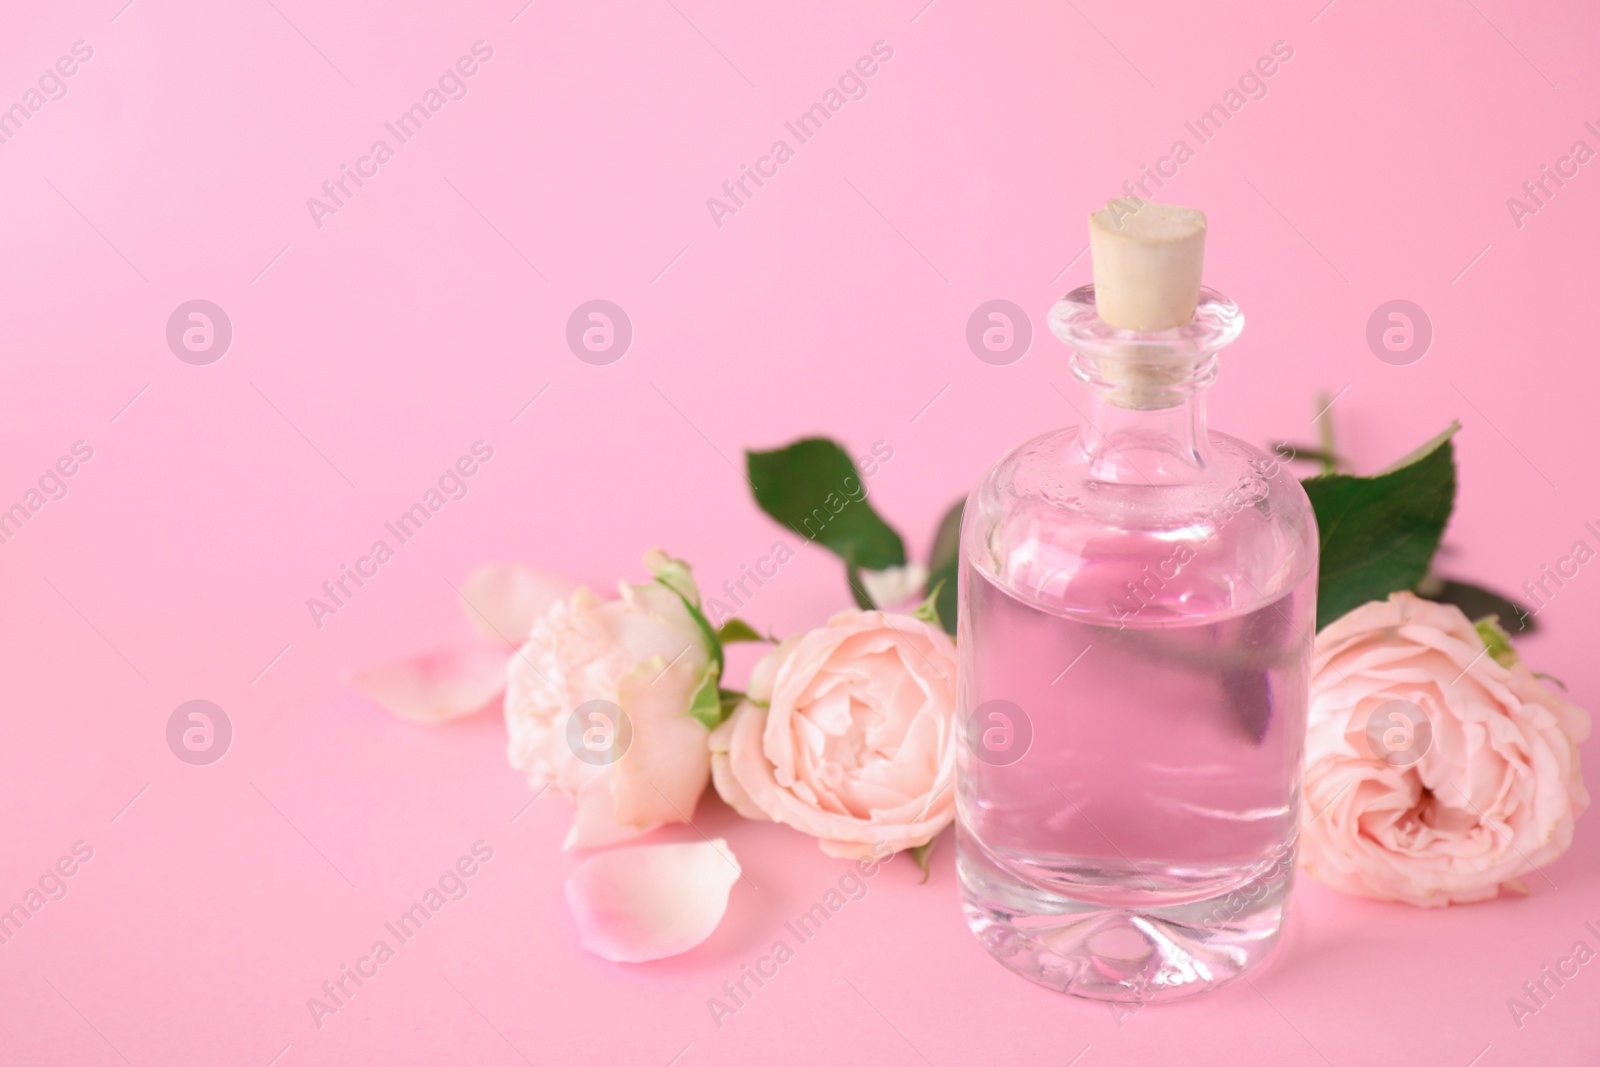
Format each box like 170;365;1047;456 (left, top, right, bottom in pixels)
747;439;906;571
1423;578;1538;634
923;498;964;636
714;619;766;644
1272;442;1344;471
1302;422;1458;630
685;667;723;731
1474;616;1519;668
911;580;946;625
1313;391;1341;474
655;576;723;679
845;563;876;610
908;832;941;883
1374;422;1458;475
717;687;747;718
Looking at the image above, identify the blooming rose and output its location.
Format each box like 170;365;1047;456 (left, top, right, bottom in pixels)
710;609;958;858
505;551;717;851
1301;591;1589;907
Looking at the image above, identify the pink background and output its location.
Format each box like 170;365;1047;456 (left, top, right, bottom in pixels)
2;0;1598;1063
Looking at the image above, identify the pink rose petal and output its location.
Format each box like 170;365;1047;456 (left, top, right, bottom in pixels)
504;552;715;851
566;839;740;963
713;610;957;858
709;703;770;823
596;659;715;849
459;562;575;645
347;646;509;724
1301;592;1590;907
563;775;650;853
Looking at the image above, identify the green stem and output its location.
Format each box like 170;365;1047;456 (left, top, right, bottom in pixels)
1314;392;1338;475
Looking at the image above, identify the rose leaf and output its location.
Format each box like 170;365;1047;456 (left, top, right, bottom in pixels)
746;438;906;574
713;619;766;644
1302;422;1458;630
921;497;964;635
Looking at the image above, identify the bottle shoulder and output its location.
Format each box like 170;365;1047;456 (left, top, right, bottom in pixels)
977;425;1309;509
963;426;1317;623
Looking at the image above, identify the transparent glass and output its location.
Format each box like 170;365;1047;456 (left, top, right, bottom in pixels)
956;284;1318;1003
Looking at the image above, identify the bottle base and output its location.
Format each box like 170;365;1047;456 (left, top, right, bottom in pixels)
958;841;1293;1003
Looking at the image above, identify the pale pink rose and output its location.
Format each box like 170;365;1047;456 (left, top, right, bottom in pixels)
710;610;958;859
1301;591;1589;907
505;551;717;851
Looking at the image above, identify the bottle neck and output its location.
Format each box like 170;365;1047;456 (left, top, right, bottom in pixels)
1049;283;1242;486
1070;352;1215;483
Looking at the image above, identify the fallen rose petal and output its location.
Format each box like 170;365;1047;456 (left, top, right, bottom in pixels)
565;839;740;963
347;646;509;724
459;562;575;645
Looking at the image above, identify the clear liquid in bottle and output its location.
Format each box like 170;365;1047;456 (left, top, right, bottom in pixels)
956;269;1317;1003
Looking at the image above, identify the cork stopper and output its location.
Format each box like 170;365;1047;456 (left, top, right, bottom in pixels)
1088;199;1207;331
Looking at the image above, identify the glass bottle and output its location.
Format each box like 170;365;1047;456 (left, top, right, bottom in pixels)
955;277;1318;1002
